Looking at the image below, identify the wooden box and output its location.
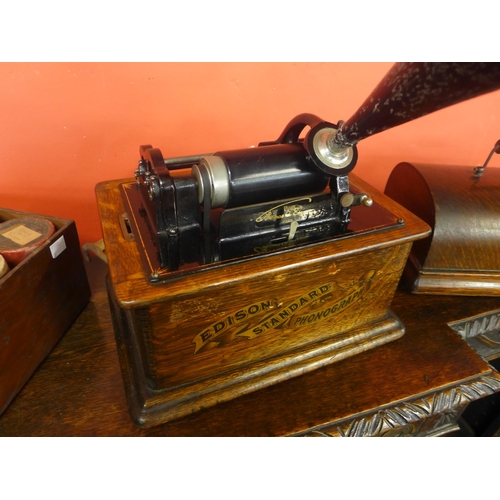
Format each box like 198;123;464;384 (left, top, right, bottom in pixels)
385;162;500;296
0;207;91;416
96;175;430;427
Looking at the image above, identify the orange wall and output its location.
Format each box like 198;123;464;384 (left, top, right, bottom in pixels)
1;62;500;244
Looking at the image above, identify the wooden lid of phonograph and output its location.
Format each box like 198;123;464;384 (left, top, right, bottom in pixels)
385;160;500;296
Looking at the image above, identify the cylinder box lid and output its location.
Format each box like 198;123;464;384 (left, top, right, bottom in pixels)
0;217;55;266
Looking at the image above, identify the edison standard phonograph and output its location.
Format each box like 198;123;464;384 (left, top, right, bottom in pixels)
96;63;500;426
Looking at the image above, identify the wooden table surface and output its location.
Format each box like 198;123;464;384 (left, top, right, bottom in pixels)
1;257;499;436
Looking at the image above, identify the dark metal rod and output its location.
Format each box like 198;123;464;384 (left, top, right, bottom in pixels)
164;154;214;169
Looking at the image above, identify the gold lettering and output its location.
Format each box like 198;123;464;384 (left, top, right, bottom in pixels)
192;272;375;354
256;198;313;223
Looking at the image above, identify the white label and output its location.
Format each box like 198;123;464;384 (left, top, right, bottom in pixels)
50;236;66;259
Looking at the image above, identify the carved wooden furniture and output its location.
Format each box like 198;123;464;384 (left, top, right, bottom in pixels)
0;257;499;437
385;162;500;296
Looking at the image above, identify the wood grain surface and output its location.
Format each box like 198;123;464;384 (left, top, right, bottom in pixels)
0;208;91;416
96;176;432;425
385;162;500;295
0;257;498;436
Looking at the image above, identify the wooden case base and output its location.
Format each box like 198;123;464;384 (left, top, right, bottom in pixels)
97;175;430;427
403;262;500;296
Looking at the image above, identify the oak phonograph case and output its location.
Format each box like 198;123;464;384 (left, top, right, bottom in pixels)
385;146;500;296
96;63;500;427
